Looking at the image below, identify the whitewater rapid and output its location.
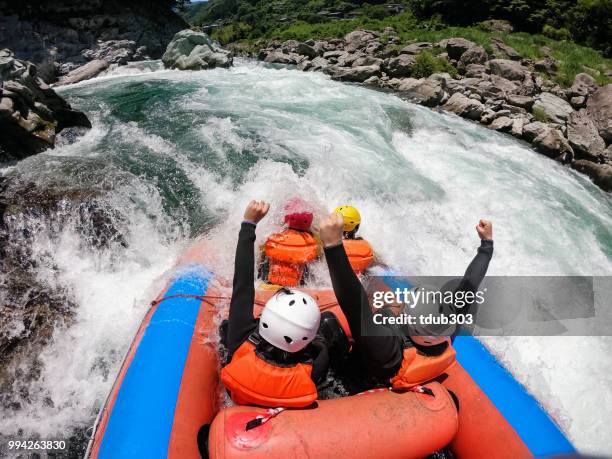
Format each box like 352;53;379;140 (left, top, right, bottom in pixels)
1;59;611;455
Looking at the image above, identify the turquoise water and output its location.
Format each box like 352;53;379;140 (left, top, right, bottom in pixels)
1;59;611;454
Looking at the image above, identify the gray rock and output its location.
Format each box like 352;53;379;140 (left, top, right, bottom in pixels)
363;75;380;86
280;40;300;53
337;51;364;67
323;50;344;60
352;56;383;67
459;45;488;68
440;38;477;60
533;128;574;160
510;116;529;137
308;56;329;72
296;42;317;59
586;84;612;143
81;40;146;65
570;96;587;109
344;30;378;52
443;92;485;120
567;109;606;159
568;73;598;98
263;51;302;65
56;59;109;86
400;42;433;55
506;94;534;109
397;75;446;107
161;30;233;70
489;116;514;132
535;58;558;75
571;160;612;191
490;38;520;60
329;64;381;82
522;121;550;142
533;92;574;124
383;54;416;78
488;59;527;81
465;64;487;78
364;41;384;55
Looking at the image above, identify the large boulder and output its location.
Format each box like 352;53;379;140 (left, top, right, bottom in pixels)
82;40;148;65
161;30;232;70
400;42;433;55
586;84;612;143
443;92;485;120
296;42;317;59
532;128;573;161
568;73;598;98
488;59;527;81
489;37;520;60
329;64;381;83
344;30;378;52
533;92;574;124
264;51;303;65
458;45;488;68
440;38;477;60
396;75;446;107
0;49;90;161
567;109;606;159
56;59;109;86
522;121;550;142
571;160;612;191
383;54;416;78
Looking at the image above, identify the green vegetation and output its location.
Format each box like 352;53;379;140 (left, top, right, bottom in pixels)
411;51;458;78
191;1;611;87
532;107;550;123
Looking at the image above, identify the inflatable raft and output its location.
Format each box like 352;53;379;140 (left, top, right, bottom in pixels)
85;242;576;459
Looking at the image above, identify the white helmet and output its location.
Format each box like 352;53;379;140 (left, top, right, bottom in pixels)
259;289;321;353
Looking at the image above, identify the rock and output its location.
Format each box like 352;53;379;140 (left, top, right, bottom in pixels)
0;50;90;161
480;20;513;34
280;40;300;53
263;51;302;65
82;40;147;65
571;161;612;191
522;122;550;142
323;50;344;61
568;73;598;98
308;56;330;72
363;76;380;86
352;56;383;68
465;64;487;78
296;42;317;59
532;92;574;124
570;96;587;109
383;54;416;78
296;59;312;71
586;84;612;143
400;42;433;55
489;116;514;132
506;94;534;109
534;58;558;74
161;30;233;70
364;41;384;55
567;109;606;159
56;59;109;86
488;59;527;81
397;75;446;107
440;38;477;60
344;30;378;52
443;92;485;120
533;128;573;161
337;51;365;67
458;45;488;68
329;64;381;83
490;38;520;60
510;116;529;137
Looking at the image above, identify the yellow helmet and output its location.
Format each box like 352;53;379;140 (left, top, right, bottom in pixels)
334;205;361;232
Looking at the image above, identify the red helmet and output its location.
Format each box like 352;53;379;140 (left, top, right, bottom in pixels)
283;197;314;231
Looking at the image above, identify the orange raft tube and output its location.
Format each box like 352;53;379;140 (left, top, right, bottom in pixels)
208;383;457;459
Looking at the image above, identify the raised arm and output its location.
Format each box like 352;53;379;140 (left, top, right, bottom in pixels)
226;200;270;355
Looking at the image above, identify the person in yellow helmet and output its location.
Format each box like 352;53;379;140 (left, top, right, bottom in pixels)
333;205;374;275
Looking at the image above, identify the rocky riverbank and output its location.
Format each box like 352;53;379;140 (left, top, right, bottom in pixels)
0;0;187;84
246;29;612;191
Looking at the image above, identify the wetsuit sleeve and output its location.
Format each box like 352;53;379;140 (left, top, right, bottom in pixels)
309;337;330;384
227;222;258;356
324;243;403;378
456;240;494;295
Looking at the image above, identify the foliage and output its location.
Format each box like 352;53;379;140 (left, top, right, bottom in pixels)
532;106;549;122
411;51;458;77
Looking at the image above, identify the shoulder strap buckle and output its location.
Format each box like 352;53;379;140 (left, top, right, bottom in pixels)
247;332;262;347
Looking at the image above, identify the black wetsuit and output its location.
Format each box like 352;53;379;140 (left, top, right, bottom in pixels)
225;222;329;384
324;239;494;379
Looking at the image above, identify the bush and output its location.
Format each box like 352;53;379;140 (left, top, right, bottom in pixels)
532;106;549;123
411;51;458;78
542;25;572;41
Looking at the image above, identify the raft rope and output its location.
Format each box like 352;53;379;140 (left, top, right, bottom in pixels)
245;407;285;431
356;385;435;397
150;293;231;307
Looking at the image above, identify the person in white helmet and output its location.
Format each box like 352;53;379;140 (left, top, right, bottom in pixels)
319;212;494;387
220;200;329;408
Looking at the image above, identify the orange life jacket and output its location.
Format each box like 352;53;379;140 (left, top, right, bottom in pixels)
264;229;318;286
390;339;456;389
343;238;374;274
220;336;318;408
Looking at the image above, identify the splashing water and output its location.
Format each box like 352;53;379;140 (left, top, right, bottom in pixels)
1;59;611;455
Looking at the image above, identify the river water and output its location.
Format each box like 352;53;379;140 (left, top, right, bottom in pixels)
1;59;611;455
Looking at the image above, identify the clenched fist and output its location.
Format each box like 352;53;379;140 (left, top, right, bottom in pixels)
476;219;493;241
244;200;270;224
319;212;345;247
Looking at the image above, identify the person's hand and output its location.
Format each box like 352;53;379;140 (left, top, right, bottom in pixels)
476;219;493;240
244;200;270;224
319;212;345;247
